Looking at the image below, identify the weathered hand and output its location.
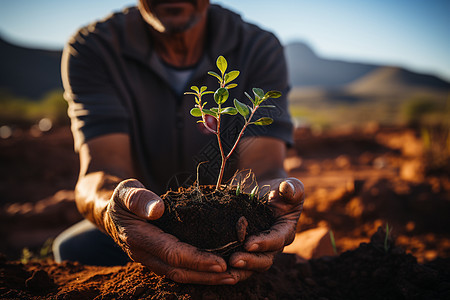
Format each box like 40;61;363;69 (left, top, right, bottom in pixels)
104;179;245;285
229;178;304;272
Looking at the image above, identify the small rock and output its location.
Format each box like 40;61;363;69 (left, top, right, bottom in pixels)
236;216;248;243
283;227;336;260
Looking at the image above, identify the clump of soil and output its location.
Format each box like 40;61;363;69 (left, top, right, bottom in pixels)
1;228;449;299
152;185;275;258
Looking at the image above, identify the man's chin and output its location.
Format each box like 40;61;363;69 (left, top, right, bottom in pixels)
159;16;201;33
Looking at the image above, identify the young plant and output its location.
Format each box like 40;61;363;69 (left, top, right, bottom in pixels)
329;230;338;255
185;56;281;190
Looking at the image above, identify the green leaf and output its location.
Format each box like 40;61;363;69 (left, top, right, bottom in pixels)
203;109;217;118
203;109;218;118
214;87;229;105
225;83;238;89
203;91;214;95
190;108;202;117
221;107;238;115
258;105;276;108
184;92;197;95
264;90;282;99
208;71;222;82
200;86;207;93
216;56;227;75
210;107;219;112
244;92;255;105
234;99;250;117
190;86;199;93
224;70;240;84
253;88;265;99
250;185;258;199
253;117;273;126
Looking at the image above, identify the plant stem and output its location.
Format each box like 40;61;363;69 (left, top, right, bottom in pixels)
215;103;226;190
215;105;258;190
226;106;257;161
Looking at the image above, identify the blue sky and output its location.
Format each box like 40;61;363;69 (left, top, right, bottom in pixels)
1;0;449;81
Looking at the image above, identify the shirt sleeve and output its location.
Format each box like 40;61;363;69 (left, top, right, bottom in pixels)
241;32;294;147
61;30;129;152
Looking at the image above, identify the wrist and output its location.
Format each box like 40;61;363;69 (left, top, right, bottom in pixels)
75;172;123;231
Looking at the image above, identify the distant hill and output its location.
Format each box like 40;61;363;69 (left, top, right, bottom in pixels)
285;41;449;106
0;36;62;100
346;66;450;97
0;36;448;101
284;42;379;87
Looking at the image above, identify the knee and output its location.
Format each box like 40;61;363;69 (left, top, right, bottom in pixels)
52;220;98;263
52;230;79;263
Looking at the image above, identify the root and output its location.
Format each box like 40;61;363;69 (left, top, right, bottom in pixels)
202;241;241;253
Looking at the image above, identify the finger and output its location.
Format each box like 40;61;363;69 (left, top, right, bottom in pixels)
134;247;252;285
114;179;165;220
272;178;305;205
268;179;305;219
124;222;228;273
229;251;276;272
244;218;297;252
124;188;164;220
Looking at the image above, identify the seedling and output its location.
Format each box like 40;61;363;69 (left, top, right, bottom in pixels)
236;180;241;196
185;56;281;190
329;230;338;255
250;185;259;200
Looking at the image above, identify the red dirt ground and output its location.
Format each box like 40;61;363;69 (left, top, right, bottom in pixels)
0;125;449;299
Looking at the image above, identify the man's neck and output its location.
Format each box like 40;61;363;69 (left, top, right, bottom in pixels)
150;17;207;68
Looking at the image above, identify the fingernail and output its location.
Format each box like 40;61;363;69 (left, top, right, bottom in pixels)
209;264;224;273
248;244;259;252
219;278;236;285
287;181;295;194
145;200;158;217
234;260;246;268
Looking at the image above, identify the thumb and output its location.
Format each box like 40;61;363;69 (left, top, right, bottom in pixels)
278;178;305;205
115;179;165;220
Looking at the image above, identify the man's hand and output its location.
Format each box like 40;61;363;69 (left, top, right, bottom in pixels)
229;178;304;272
104;178;250;285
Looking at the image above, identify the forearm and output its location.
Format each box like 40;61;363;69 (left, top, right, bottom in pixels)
238;136;287;188
74;133;135;231
75;171;123;232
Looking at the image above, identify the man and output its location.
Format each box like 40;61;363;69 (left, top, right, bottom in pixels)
54;0;304;285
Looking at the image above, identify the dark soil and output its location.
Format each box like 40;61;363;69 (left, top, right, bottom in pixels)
152;185;275;258
1;228;449;299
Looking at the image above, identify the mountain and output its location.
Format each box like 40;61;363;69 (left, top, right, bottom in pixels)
346;66;450;97
284;42;379;87
0;36;448;101
285;41;449;105
0;36;62;100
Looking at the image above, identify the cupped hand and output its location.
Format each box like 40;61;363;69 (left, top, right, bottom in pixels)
104;179;250;285
229;178;304;272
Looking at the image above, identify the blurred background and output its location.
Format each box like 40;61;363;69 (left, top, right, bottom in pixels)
0;0;449;262
0;0;449;130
